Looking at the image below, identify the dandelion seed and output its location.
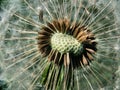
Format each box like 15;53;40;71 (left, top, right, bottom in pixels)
0;0;120;90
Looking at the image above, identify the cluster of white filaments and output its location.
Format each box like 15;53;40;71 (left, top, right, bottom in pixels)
0;0;120;90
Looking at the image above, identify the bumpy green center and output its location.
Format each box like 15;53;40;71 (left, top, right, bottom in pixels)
51;33;82;54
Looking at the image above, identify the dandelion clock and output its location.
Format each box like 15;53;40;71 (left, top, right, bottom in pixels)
0;0;120;90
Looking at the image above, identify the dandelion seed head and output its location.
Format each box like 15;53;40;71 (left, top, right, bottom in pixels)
0;0;120;90
37;18;97;67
